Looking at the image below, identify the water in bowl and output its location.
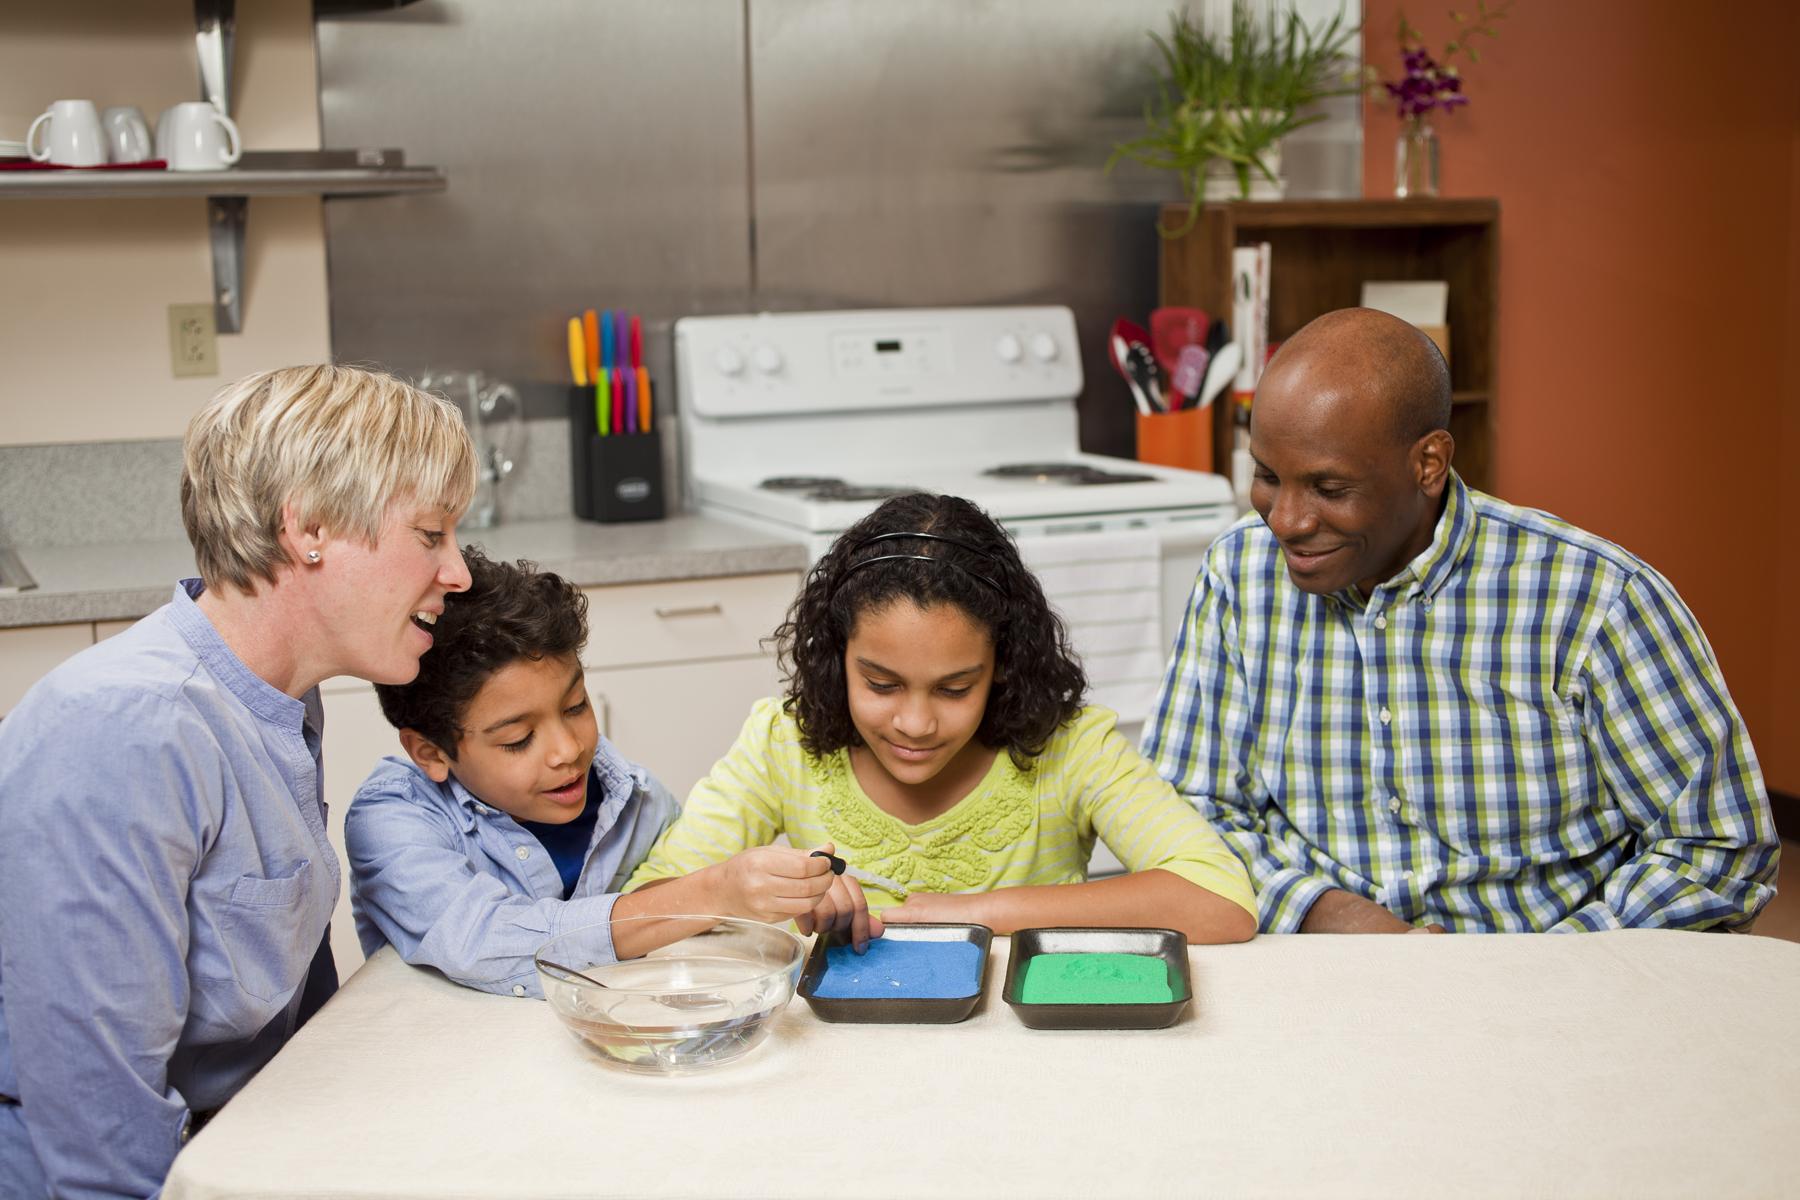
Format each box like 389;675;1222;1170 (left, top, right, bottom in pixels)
556;954;792;1073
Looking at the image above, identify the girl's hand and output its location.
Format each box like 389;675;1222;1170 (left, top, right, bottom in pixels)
713;845;835;925
793;844;883;952
877;891;985;926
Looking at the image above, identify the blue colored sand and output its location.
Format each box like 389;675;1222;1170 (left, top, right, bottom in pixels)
813;939;982;1000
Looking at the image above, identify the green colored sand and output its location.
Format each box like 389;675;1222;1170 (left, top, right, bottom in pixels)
1018;952;1173;1004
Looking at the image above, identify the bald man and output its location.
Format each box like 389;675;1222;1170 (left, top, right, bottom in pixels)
1143;308;1777;934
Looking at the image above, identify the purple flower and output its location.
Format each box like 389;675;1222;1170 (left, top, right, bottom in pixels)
1381;44;1473;119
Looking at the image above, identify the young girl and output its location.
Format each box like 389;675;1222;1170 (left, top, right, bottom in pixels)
625;493;1256;951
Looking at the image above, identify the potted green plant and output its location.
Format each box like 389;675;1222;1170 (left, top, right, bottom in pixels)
1109;1;1360;236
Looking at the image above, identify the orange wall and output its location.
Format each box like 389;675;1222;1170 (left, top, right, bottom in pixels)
1362;0;1800;793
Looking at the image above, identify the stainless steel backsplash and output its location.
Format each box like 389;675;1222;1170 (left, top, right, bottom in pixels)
317;0;1360;513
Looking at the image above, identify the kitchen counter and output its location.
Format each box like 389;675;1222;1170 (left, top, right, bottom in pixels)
0;513;808;628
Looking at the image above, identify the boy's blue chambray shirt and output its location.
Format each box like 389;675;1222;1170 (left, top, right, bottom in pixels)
1143;475;1779;934
345;738;680;997
0;580;339;1200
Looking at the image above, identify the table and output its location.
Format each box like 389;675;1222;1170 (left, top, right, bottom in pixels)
164;933;1800;1199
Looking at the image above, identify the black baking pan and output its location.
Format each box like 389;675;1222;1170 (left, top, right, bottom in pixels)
797;922;993;1024
1002;926;1192;1030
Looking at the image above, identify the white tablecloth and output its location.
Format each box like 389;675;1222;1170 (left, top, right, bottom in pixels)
164;933;1800;1199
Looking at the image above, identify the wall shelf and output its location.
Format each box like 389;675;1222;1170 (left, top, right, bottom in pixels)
0;164;444;201
1160;198;1501;491
0;0;445;335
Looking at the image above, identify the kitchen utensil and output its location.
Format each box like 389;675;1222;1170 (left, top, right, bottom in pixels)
101;106;151;164
1197;342;1241;409
1204;317;1230;357
1124;342;1166;413
27;100;105;167
1150;306;1210;374
160;102;239;171
1170;344;1211;409
1107;317;1156;417
566;317;587;387
582;308;603;434
810;849;911;899
536;916;804;1074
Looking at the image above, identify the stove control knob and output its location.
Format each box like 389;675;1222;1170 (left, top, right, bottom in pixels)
752;345;785;375
1029;332;1059;362
714;347;745;377
995;334;1023;364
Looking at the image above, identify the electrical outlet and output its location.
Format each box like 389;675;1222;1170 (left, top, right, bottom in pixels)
168;303;218;378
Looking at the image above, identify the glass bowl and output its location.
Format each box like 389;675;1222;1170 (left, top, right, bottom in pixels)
536;915;804;1075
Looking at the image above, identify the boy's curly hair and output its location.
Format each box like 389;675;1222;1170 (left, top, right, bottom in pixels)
375;545;588;758
774;493;1086;769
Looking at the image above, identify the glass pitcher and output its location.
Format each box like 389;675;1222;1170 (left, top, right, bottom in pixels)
416;369;523;529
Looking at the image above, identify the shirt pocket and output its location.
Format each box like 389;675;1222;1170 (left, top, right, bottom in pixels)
199;861;321;1005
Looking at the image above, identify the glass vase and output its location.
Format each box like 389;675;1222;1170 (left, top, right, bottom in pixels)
1395;118;1439;199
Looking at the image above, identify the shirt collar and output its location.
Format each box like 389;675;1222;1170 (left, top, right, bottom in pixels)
167;578;312;731
1404;471;1477;601
1325;471;1474;608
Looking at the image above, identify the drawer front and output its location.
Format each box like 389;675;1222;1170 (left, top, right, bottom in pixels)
581;572;799;670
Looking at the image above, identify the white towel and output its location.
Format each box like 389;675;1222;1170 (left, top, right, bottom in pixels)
1015;531;1164;724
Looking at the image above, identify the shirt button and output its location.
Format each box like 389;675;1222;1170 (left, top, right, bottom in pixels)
1374;614;1388;629
1401;869;1415;881
512;984;526;997
515;846;531;860
1388;795;1402;814
1379;707;1392;725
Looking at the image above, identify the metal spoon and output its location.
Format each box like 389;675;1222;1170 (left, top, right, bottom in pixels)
538;955;729;1012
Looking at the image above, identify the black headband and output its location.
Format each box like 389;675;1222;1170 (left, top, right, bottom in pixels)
833;530;1008;598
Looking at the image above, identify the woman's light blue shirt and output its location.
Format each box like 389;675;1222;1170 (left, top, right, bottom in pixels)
345;738;679;998
0;580;340;1200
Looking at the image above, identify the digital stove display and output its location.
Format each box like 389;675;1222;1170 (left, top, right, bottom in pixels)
875;339;902;353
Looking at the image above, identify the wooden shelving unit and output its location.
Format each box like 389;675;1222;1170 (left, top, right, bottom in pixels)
1160;198;1500;492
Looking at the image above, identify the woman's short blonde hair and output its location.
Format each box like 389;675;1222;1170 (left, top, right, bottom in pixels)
181;364;478;593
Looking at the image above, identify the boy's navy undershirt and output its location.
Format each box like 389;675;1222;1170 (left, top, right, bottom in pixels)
519;767;602;899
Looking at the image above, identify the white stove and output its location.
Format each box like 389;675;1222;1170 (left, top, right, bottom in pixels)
674;306;1237;726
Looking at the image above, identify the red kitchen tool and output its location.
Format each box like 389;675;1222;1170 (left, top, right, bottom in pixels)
1150;307;1210;374
1108;317;1158;415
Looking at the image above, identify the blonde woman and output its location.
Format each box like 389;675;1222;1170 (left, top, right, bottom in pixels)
0;365;476;1200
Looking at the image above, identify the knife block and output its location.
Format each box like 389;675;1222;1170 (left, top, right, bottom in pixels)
568;386;665;523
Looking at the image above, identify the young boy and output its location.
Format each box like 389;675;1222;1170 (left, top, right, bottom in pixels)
345;546;842;996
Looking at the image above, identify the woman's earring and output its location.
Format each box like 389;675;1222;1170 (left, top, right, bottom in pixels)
305;550;322;564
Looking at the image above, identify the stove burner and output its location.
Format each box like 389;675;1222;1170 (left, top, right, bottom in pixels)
806;483;919;502
983;462;1160;487
984;463;1088;481
760;475;846;491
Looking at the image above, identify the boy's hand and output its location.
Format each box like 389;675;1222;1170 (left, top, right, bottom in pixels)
713;845;835;925
793;845;883;954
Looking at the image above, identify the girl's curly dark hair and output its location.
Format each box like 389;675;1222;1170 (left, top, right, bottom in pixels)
774;493;1086;769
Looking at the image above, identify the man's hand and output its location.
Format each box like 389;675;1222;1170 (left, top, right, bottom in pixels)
1301;889;1443;934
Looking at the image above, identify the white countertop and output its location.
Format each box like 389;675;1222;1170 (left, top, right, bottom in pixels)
0;513;808;628
163;932;1800;1199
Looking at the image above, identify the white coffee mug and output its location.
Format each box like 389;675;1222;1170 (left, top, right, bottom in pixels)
159;101;240;171
26;99;106;167
101;105;152;164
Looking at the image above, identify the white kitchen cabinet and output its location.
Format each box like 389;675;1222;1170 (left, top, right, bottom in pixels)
0;623;95;716
94;619;139;640
587;656;784;799
317;676;404;975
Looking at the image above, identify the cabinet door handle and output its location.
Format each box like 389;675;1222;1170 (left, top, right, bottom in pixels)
653;603;723;619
